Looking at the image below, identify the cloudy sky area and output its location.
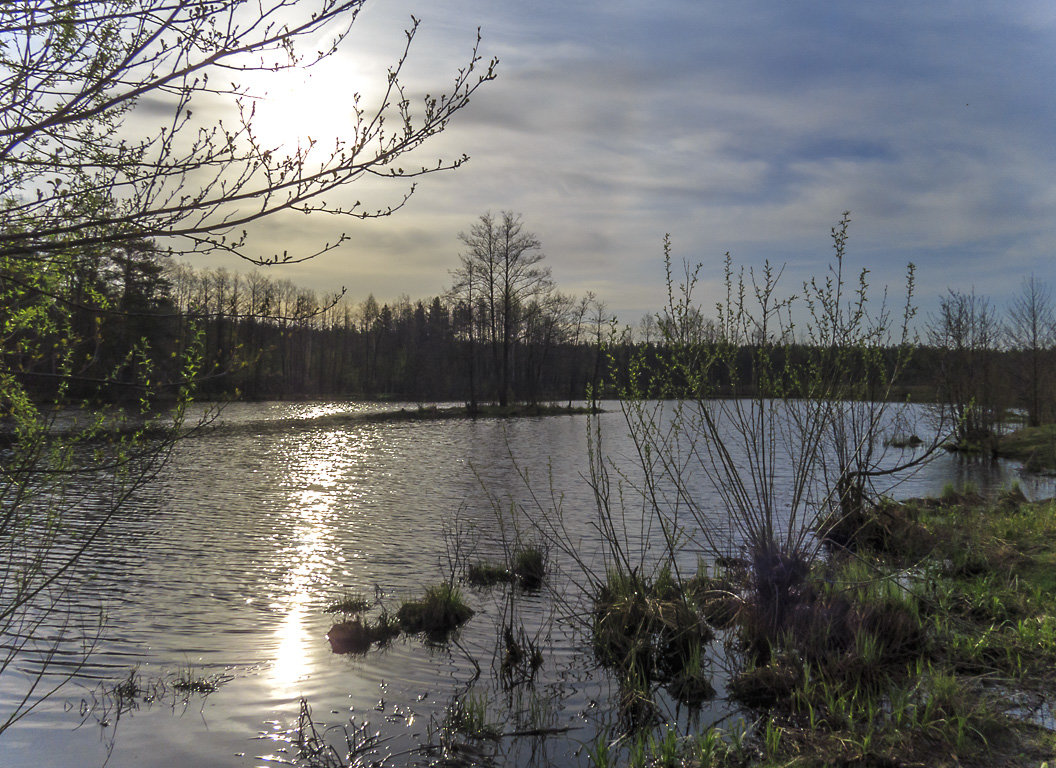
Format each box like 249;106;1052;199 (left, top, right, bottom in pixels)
184;0;1056;324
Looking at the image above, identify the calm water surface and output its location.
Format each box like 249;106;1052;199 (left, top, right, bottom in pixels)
4;401;1051;767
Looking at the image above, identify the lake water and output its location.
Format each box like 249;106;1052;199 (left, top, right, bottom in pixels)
2;401;1050;768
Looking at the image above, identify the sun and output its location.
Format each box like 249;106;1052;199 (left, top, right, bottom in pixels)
247;62;361;152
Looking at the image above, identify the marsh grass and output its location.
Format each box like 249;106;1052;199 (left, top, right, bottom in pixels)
465;544;547;590
466;560;512;587
996;423;1056;473
591;567;714;681
326;612;400;654
323;592;371;615
716;492;1056;766
294;698;382;768
499;623;543;687
446;691;501;740
397;583;474;636
171;669;220;694
511;545;546;589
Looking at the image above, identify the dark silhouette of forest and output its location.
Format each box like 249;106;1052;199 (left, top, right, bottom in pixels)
18;235;1055;434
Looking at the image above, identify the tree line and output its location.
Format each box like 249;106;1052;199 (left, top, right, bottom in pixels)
15;215;1054;435
10;212;611;404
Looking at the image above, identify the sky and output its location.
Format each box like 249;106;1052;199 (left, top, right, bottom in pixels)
181;0;1056;325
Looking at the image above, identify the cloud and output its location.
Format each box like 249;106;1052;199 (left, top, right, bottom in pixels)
161;0;1056;322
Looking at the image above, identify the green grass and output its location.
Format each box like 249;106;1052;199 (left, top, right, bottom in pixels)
512;545;546;589
323;592;370;615
996;423;1056;473
446;691;501;740
465;545;546;589
465;560;512;587
710;491;1056;766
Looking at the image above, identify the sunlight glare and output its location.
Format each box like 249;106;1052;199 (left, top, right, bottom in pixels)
250;63;360;152
267;428;350;697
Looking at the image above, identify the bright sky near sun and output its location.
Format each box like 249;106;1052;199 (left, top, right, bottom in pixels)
178;0;1056;322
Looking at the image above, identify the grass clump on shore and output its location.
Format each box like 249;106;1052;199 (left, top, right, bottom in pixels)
706;490;1056;767
397;583;474;636
996;423;1056;473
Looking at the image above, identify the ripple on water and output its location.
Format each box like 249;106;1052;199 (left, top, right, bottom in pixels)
3;401;1050;767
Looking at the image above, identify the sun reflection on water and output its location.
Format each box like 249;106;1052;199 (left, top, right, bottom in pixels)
266;430;351;697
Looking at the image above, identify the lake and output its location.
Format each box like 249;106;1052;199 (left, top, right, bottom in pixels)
2;401;1049;767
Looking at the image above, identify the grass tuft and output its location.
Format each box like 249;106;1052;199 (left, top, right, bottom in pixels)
512;545;546;589
466;560;512;587
326;612;400;654
323;592;371;615
397;583;474;636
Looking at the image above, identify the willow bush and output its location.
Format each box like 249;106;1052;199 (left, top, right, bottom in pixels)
602;213;943;654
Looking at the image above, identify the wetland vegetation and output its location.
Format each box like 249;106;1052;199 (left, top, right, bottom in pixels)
5;207;1056;767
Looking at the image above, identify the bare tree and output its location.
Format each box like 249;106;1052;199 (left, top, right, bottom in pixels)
928;288;1003;444
1;1;495;266
453;211;551;406
0;0;492;733
1006;275;1056;427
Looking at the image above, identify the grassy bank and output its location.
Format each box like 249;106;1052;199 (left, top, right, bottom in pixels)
997;424;1056;474
605;489;1056;767
578;490;1056;764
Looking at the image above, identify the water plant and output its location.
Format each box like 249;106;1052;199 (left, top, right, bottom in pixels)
294;699;382;768
326;612;400;654
396;583;474;636
446;691;501;740
465;544;546;590
323;592;371;615
590;566;713;685
499;622;543;687
466;560;512;587
171;668;220;694
511;544;546;589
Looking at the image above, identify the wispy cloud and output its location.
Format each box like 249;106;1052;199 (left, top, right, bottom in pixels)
183;0;1056;320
